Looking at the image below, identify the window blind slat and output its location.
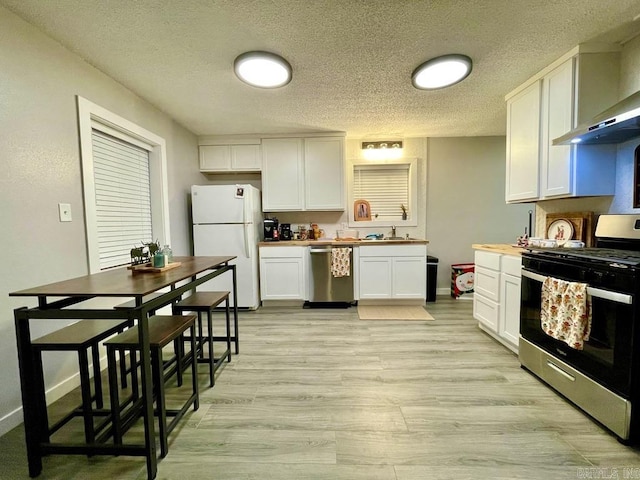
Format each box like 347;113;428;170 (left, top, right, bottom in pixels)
354;164;410;219
92;130;152;270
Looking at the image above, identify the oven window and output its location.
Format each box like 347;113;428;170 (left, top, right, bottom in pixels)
520;272;635;397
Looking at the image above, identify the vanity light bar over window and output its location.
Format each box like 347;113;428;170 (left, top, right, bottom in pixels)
354;164;410;220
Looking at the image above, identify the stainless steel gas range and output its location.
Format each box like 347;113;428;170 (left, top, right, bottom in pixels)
520;214;640;443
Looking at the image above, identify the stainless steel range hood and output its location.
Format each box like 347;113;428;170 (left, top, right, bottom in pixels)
553;90;640;145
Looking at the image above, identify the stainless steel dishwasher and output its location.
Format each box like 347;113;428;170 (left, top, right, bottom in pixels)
309;245;354;303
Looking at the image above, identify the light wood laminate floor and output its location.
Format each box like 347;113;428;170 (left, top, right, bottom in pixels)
2;297;640;479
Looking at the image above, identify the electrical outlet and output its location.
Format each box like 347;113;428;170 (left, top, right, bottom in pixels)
58;203;72;222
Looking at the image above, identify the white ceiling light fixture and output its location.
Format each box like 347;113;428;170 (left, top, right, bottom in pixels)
234;51;292;88
412;54;472;90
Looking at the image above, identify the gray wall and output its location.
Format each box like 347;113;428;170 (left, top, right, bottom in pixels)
0;7;203;434
426;137;533;293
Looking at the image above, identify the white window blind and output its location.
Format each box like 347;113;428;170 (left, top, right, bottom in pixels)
91;130;152;270
353;164;410;220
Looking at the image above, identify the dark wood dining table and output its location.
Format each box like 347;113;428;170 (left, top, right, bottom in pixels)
9;256;237;480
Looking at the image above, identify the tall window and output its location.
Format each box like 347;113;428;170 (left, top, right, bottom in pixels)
77;96;170;273
91;130;153;269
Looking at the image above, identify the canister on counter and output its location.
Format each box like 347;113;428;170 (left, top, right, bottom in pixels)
310;223;320;240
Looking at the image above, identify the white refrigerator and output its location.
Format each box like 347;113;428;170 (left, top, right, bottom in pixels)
191;184;262;309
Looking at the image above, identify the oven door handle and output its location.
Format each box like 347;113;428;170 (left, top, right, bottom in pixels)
522;269;633;305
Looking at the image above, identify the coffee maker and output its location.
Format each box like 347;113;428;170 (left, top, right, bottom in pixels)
280;223;292;240
263;217;279;241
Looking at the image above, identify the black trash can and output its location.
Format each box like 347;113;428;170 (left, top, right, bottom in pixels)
426;255;438;302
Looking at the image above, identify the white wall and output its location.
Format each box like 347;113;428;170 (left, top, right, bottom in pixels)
0;7;203;435
426;137;534;292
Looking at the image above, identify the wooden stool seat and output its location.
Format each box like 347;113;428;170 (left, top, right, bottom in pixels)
104;314;199;458
32;319;130;444
172;291;231;387
114;292;178;387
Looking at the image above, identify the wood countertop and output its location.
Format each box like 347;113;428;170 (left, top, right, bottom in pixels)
259;239;429;247
472;244;526;256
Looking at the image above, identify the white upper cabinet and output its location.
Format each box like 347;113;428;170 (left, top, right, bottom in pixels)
199;143;261;172
262;138;305;211
505;81;541;202
262;136;345;212
304;137;345;210
505;47;619;203
540;59;574;198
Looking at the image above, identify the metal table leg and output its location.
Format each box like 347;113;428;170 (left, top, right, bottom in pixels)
231;265;239;354
14;307;44;477
135;305;157;480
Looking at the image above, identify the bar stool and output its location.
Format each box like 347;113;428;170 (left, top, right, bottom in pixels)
104;314;198;458
114;292;177;387
171;291;231;387
32;319;130;444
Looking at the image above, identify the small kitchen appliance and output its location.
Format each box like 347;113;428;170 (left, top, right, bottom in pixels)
263;217;279;241
280;223;292;240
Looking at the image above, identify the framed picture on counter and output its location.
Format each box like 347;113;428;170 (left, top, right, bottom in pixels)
545;211;594;247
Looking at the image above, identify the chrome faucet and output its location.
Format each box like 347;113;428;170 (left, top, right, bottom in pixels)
391;225;396;238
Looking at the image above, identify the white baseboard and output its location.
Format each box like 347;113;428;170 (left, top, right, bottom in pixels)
435;287;474;300
0;354;106;438
0;405;23;437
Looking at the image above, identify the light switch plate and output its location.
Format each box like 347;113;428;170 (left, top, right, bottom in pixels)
58;203;72;222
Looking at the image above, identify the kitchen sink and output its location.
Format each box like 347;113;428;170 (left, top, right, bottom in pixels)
384;237;417;241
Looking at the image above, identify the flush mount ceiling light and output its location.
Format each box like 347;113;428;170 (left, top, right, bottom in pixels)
411;54;472;90
234;51;292;88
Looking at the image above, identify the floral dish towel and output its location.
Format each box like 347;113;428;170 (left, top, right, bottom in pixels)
541;276;592;350
331;247;351;278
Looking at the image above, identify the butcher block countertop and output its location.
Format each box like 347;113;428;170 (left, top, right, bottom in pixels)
472;244;525;256
259;239;429;247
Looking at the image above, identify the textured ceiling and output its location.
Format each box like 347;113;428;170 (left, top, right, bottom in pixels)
3;0;640;138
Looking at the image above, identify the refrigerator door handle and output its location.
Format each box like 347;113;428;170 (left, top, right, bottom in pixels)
243;190;251;258
243;192;249;225
244;222;251;258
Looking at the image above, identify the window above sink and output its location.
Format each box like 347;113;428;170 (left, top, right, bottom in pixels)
347;157;418;228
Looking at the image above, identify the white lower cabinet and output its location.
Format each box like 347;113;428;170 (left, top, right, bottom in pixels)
259;244;427;304
473;250;522;353
500;264;521;348
259;246;308;301
358;245;426;300
359;257;392;298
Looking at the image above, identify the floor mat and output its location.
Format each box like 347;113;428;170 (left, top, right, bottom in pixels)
357;305;434;320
